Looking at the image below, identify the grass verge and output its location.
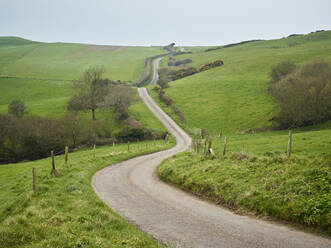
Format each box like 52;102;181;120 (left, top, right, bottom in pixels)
158;151;331;235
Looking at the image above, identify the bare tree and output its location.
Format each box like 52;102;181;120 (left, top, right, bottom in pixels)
68;66;108;120
101;84;136;120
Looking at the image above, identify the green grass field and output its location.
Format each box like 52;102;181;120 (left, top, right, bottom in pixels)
0;37;166;132
0;37;163;82
0;140;174;247
160;31;331;134
151;30;331;154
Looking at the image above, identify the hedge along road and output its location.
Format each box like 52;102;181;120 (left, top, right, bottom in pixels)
92;63;330;248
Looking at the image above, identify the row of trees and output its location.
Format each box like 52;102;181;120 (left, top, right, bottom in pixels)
270;60;331;128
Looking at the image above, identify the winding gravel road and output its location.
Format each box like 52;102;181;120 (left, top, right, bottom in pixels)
92;62;330;247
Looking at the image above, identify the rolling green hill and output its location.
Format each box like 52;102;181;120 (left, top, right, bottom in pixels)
0;37;163;81
150;30;331;155
157;31;331;135
0;37;165;132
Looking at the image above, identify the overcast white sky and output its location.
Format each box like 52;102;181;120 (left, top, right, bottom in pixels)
1;0;331;46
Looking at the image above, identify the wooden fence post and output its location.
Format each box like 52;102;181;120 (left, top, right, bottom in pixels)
192;140;196;152
287;130;292;158
32;167;36;192
219;129;222;139
207;139;212;155
223;136;227;156
50;150;59;177
64;146;69;164
165;134;169;144
197;140;200;154
93;144;96;159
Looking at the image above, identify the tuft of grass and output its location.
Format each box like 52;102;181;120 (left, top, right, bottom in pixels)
158;151;331;235
0;140;174;247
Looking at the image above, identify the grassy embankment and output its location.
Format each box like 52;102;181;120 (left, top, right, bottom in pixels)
0;139;174;248
151;31;331;234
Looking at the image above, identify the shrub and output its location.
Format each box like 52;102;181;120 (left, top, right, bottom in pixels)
158;91;186;123
199;60;224;72
0;114;112;163
171;67;198;80
157;79;169;89
116;125;153;142
270;60;331;128
8;99;28;118
269;61;296;84
159;91;173;106
173;59;192;66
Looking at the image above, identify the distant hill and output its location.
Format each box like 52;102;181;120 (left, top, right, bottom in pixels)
0;36;40;46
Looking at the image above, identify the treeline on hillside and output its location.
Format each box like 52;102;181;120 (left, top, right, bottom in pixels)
0;66;166;164
205;39;263;52
269;60;331;129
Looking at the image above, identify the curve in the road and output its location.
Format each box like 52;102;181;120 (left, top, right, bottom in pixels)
92;62;330;248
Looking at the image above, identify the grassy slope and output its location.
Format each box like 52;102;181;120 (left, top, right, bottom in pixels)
152;31;331;154
0;37;165;132
159;151;330;234
0;140;174;247
0;37;163;82
163;31;331;134
154;31;331;233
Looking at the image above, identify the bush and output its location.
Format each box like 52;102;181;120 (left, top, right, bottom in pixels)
158;91;186;123
199;60;224;72
269;61;296;84
159;91;173;106
8;99;28;118
115;119;167;142
0;114;111;163
171;67;198;80
270;60;331;128
173;59;192;66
